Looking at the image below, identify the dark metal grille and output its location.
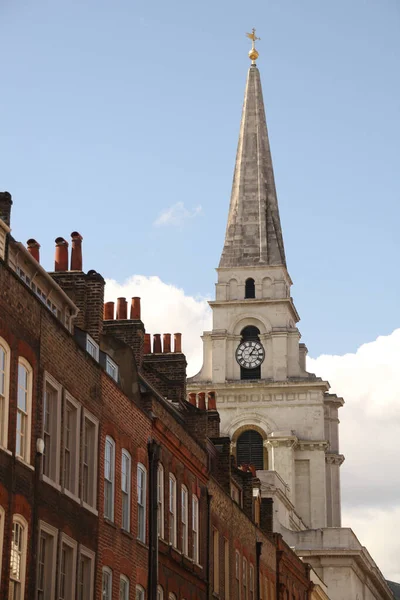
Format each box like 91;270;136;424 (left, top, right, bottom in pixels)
237;430;264;470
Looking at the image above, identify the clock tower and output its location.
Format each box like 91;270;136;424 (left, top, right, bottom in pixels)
187;53;344;533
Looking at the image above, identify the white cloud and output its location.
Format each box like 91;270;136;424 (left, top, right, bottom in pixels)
105;273;400;582
153;201;202;227
105;275;211;374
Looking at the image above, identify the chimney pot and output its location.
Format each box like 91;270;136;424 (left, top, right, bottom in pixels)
116;297;128;320
198;392;206;410
153;334;162;353
130;297;141;320
0;191;12;227
208;391;217;410
144;333;151;354
104;301;115;320
54;237;69;272
163;333;171;353
174;333;182;353
70;231;83;271
188;392;197;406
26;239;40;263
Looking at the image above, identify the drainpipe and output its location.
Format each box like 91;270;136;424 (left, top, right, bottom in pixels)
206;491;212;600
147;440;161;600
256;541;262;600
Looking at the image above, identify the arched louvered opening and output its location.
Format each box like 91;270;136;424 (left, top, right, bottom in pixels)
240;326;261;380
236;430;264;471
245;278;255;299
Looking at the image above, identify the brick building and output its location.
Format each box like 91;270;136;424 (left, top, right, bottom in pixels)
0;191;314;599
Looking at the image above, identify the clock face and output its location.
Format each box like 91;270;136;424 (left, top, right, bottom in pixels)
236;341;265;369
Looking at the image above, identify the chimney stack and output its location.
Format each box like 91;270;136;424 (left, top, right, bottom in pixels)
163;333;171;353
54;238;69;271
153;334;162;353
26;239;40;263
208;391;217;410
0;191;12;227
116;297;128;320
198;392;206;410
130;297;141;320
70;232;83;271
104;301;115;320
174;333;182;353
143;333;151;354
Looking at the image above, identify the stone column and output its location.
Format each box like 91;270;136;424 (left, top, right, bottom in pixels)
266;433;298;503
325;453;344;527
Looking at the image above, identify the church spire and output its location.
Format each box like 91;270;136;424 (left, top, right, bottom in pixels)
219;42;286;269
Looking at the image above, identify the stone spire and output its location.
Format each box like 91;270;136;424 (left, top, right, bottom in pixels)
219;64;286;268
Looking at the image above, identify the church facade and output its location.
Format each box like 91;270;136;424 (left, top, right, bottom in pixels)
188;50;393;600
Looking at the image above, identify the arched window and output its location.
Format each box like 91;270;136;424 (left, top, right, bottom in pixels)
239;326;262;381
17;358;33;463
181;485;188;555
136;584;145;600
120;575;129;600
121;450;131;531
168;474;177;547
9;515;28;600
0;338;10;449
168;594;177;600
104;436;115;521
245;278;255;299
192;495;199;563
157;585;164;600
237;430;264;471
102;566;112;600
137;464;147;542
157;464;164;538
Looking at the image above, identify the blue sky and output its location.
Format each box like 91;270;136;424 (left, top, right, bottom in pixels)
2;0;400;358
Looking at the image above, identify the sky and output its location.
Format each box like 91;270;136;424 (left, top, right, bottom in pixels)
2;0;400;584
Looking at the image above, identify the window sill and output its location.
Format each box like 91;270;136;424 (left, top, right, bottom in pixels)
82;501;98;516
136;539;149;550
64;489;80;504
121;528;133;539
104;517;117;529
0;446;12;456
42;474;61;491
16;456;34;471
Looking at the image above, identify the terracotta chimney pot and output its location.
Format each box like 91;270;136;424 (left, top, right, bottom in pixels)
116;297;128;320
174;333;182;353
198;392;206;410
27;239;40;263
104;301;115;320
163;333;171;353
144;333;151;354
208;391;217;410
188;393;197;406
130;297;141;320
153;334;162;353
54;237;69;272
70;231;83;271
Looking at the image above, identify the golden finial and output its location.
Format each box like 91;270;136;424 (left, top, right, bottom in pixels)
246;28;260;64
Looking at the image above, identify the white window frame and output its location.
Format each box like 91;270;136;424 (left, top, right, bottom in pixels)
249;564;254;600
168;594;177;600
157;463;164;539
36;521;58;599
0;338;10;450
181;485;188;555
42;372;62;489
137;463;147;542
243;557;248;600
77;545;95;600
235;551;241;600
0;505;5;594
63;392;81;500
104;436;115;521
9;514;28;600
59;533;78;600
192;495;199;564
106;356;118;382
213;528;219;593
102;566;112;600
136;584;145;600
168;474;177;548
157;585;164;600
81;410;99;513
120;575;129;600
16;357;33;464
121;449;131;532
85;334;99;361
224;538;229;600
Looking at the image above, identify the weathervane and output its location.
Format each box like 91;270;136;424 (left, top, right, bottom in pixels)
246;28;260;64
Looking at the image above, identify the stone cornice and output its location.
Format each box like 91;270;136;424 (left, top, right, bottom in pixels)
325;453;345;466
266;436;298;449
208;297;300;322
187;379;330;394
297;440;329;452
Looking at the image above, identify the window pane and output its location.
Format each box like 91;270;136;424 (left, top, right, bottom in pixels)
102;569;112;600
